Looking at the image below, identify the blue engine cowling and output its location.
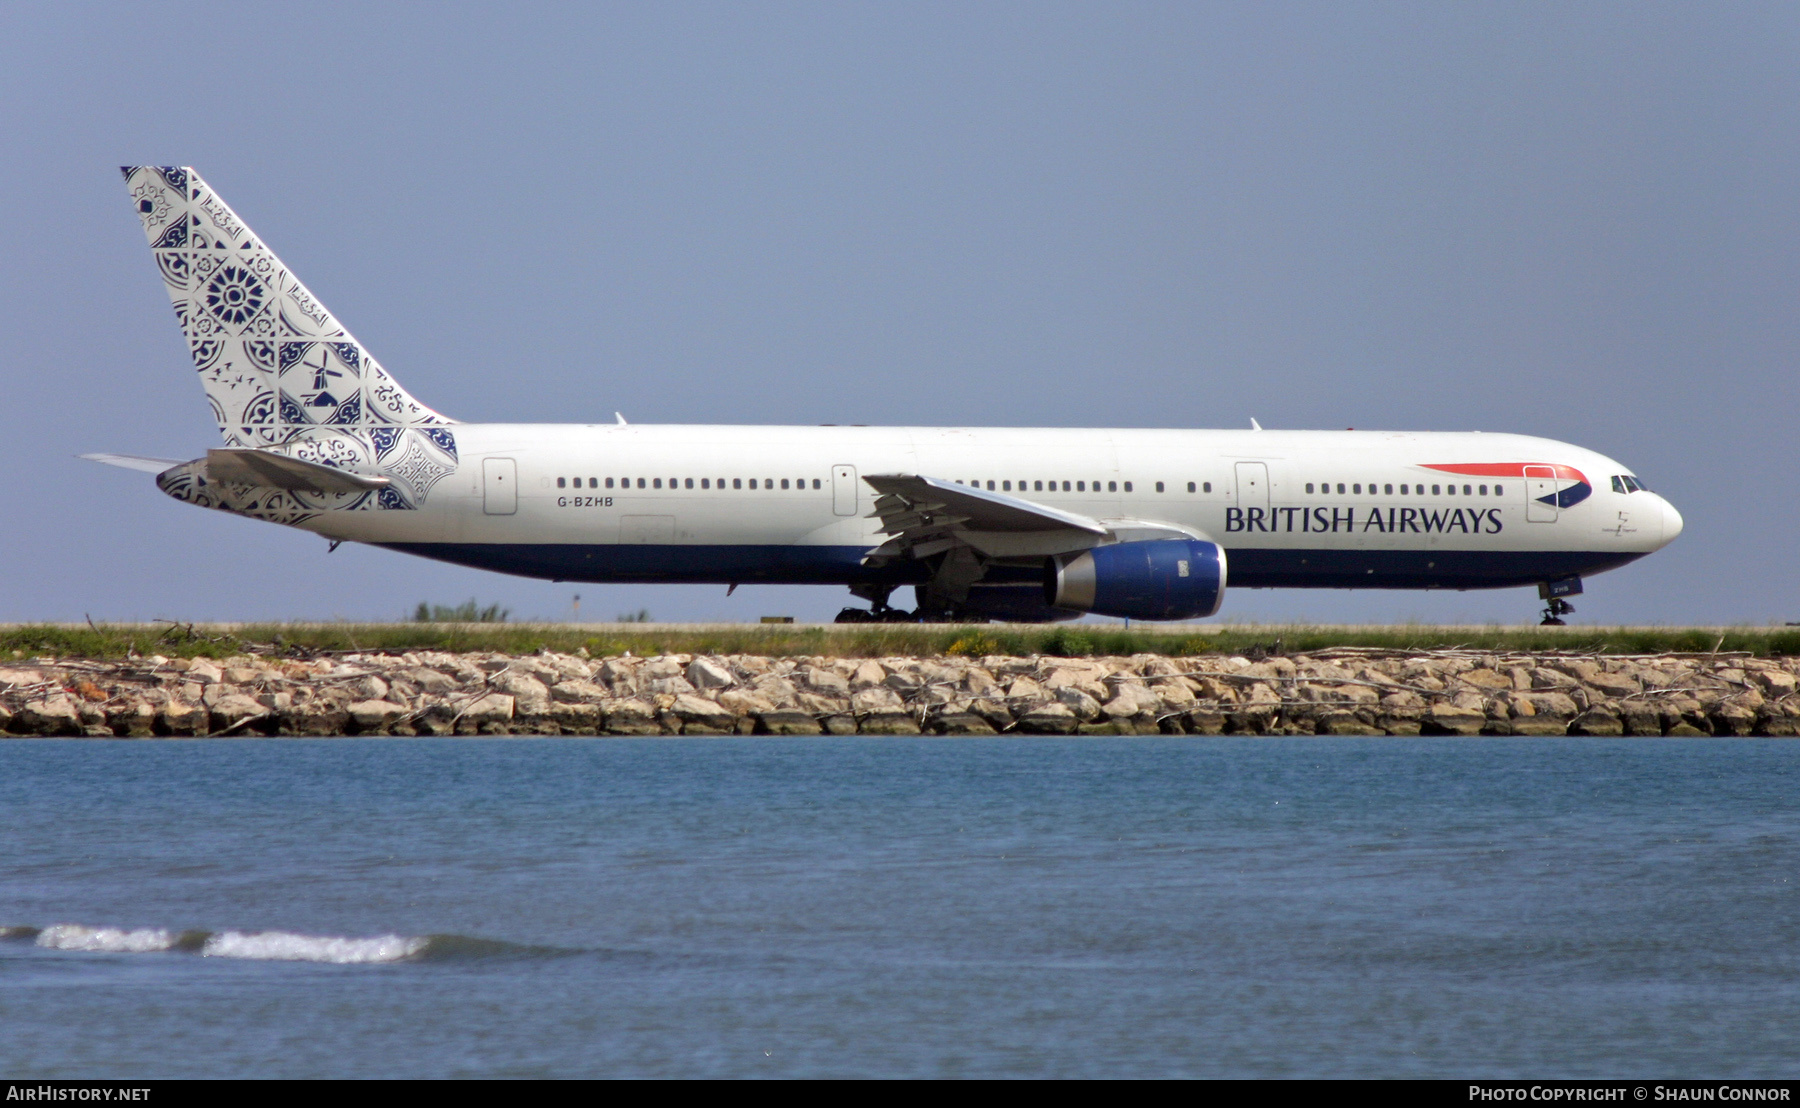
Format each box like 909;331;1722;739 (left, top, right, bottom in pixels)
1045;539;1227;621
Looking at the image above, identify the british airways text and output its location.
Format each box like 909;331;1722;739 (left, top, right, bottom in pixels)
1225;506;1504;534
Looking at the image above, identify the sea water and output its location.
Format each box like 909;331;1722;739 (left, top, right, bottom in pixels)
1;736;1796;1078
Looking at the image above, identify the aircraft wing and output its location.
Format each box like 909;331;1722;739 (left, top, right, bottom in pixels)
861;473;1108;562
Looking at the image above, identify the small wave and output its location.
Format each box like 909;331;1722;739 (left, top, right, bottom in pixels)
201;930;427;964
11;922;571;965
36;924;179;953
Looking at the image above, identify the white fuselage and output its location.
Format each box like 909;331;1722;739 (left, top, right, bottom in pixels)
297;423;1681;594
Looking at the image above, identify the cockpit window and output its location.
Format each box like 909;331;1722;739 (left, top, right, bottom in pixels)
1612;476;1627;494
1615;475;1650;493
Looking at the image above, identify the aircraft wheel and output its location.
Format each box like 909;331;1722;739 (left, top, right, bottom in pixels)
835;607;873;624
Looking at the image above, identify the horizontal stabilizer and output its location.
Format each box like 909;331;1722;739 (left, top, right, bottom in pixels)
79;453;186;474
205;448;390;493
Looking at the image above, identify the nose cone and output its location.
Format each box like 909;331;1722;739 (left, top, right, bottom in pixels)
1658;495;1683;547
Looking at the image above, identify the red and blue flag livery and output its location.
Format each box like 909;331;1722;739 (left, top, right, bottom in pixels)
1423;463;1592;510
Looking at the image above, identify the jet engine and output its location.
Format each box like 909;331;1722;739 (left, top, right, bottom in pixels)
1045;539;1226;621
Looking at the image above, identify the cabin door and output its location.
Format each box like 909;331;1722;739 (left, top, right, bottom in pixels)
1524;465;1558;522
483;458;517;515
1234;461;1269;516
832;465;858;516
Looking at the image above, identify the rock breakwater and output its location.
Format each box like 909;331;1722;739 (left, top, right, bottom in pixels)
2;646;1797;737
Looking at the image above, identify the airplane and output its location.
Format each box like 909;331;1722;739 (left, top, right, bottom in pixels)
90;166;1683;626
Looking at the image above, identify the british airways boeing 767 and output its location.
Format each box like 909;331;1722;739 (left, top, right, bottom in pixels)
90;167;1681;624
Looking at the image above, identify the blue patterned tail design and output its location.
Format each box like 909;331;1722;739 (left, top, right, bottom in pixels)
122;166;457;522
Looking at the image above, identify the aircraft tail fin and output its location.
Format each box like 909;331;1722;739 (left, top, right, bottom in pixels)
120;166;452;448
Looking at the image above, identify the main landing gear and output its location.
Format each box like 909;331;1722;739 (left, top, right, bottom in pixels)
835;605;918;624
836;585;918;623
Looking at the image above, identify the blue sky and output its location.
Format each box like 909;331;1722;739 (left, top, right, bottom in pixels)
3;2;1795;625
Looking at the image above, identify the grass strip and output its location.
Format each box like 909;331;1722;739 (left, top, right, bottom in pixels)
2;623;1797;661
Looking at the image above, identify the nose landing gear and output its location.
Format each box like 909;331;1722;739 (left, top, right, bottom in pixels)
1537;577;1583;626
1540;597;1575;626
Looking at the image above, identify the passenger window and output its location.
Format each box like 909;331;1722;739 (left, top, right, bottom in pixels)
1446;484;1454;496
1035;481;1043;491
1187;482;1196;493
652;478;662;489
1124;482;1132;492
556;477;566;488
1202;482;1211;493
683;478;691;489
1305;483;1313;494
1431;484;1440;495
1479;484;1487;495
1334;483;1343;494
1062;481;1071;491
1384;483;1392;494
982;480;991;490
1107;481;1116;492
733;478;742;489
1462;485;1471;496
749;479;757;489
605;478;614;489
1002;480;1011;491
1076;481;1085;492
1494;484;1504;495
1399;484;1407;494
765;478;773;488
1353;484;1361;494
636;478;646;489
781;479;789;489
